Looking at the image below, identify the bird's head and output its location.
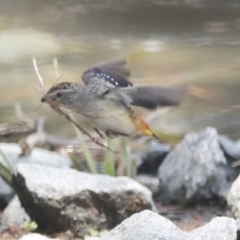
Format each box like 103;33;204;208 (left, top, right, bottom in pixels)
41;82;80;107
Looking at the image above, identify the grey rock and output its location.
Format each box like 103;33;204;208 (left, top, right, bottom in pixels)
236;217;240;240
236;218;240;240
0;143;72;170
19;233;61;240
137;140;170;175
187;217;237;240
219;135;240;160
0;225;9;233
2;196;30;227
85;238;101;240
13;163;156;237
100;210;188;240
0;143;72;208
227;174;240;218
158;127;230;205
236;217;240;229
218;135;240;182
136;174;159;195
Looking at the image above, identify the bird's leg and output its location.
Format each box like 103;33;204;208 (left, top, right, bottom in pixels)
105;130;118;139
105;130;128;138
94;128;105;139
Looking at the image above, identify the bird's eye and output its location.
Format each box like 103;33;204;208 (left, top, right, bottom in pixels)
56;92;62;98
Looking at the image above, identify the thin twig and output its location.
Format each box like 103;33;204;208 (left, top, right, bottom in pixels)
53;58;61;79
19;117;46;156
32;57;47;93
53;57;63;85
0;123;35;136
49;102;113;152
15;102;35;128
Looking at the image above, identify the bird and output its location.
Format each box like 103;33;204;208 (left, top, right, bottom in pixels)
41;60;187;139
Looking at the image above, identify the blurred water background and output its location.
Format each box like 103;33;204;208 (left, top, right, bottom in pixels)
0;0;240;139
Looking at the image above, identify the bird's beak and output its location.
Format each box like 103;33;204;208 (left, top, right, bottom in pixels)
41;95;47;102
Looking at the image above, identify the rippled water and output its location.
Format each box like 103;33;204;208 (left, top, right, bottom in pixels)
0;0;240;139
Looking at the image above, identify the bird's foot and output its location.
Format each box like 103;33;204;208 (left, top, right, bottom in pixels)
105;130;118;139
105;130;128;138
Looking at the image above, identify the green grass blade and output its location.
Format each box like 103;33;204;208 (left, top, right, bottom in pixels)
69;114;97;174
0;162;12;185
0;149;12;185
69;156;84;172
120;137;133;177
0;148;13;172
103;138;115;176
130;158;137;179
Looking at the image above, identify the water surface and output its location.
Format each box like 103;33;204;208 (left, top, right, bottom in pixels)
0;0;240;139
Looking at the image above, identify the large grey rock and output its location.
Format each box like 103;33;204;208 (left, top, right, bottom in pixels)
100;210;187;240
227;174;240;218
13;163;156;237
158;128;230;205
19;233;61;240
0;143;72;169
0;143;72;207
2;196;30;227
187;216;237;240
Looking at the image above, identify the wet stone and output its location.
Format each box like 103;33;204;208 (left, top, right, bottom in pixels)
158;128;231;205
13;163;156;237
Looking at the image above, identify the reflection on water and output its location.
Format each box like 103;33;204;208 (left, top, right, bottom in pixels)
0;0;240;139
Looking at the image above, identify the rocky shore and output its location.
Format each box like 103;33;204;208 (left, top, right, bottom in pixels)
1;127;240;239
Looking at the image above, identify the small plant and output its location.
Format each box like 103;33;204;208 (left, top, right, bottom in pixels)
22;220;38;232
84;229;100;239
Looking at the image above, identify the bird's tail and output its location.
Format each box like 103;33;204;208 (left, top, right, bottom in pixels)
134;114;158;139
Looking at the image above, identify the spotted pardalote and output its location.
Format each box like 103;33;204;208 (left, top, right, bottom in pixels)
41;60;187;138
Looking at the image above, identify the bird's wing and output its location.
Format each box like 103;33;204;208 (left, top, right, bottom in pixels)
106;85;187;110
82;60;133;88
